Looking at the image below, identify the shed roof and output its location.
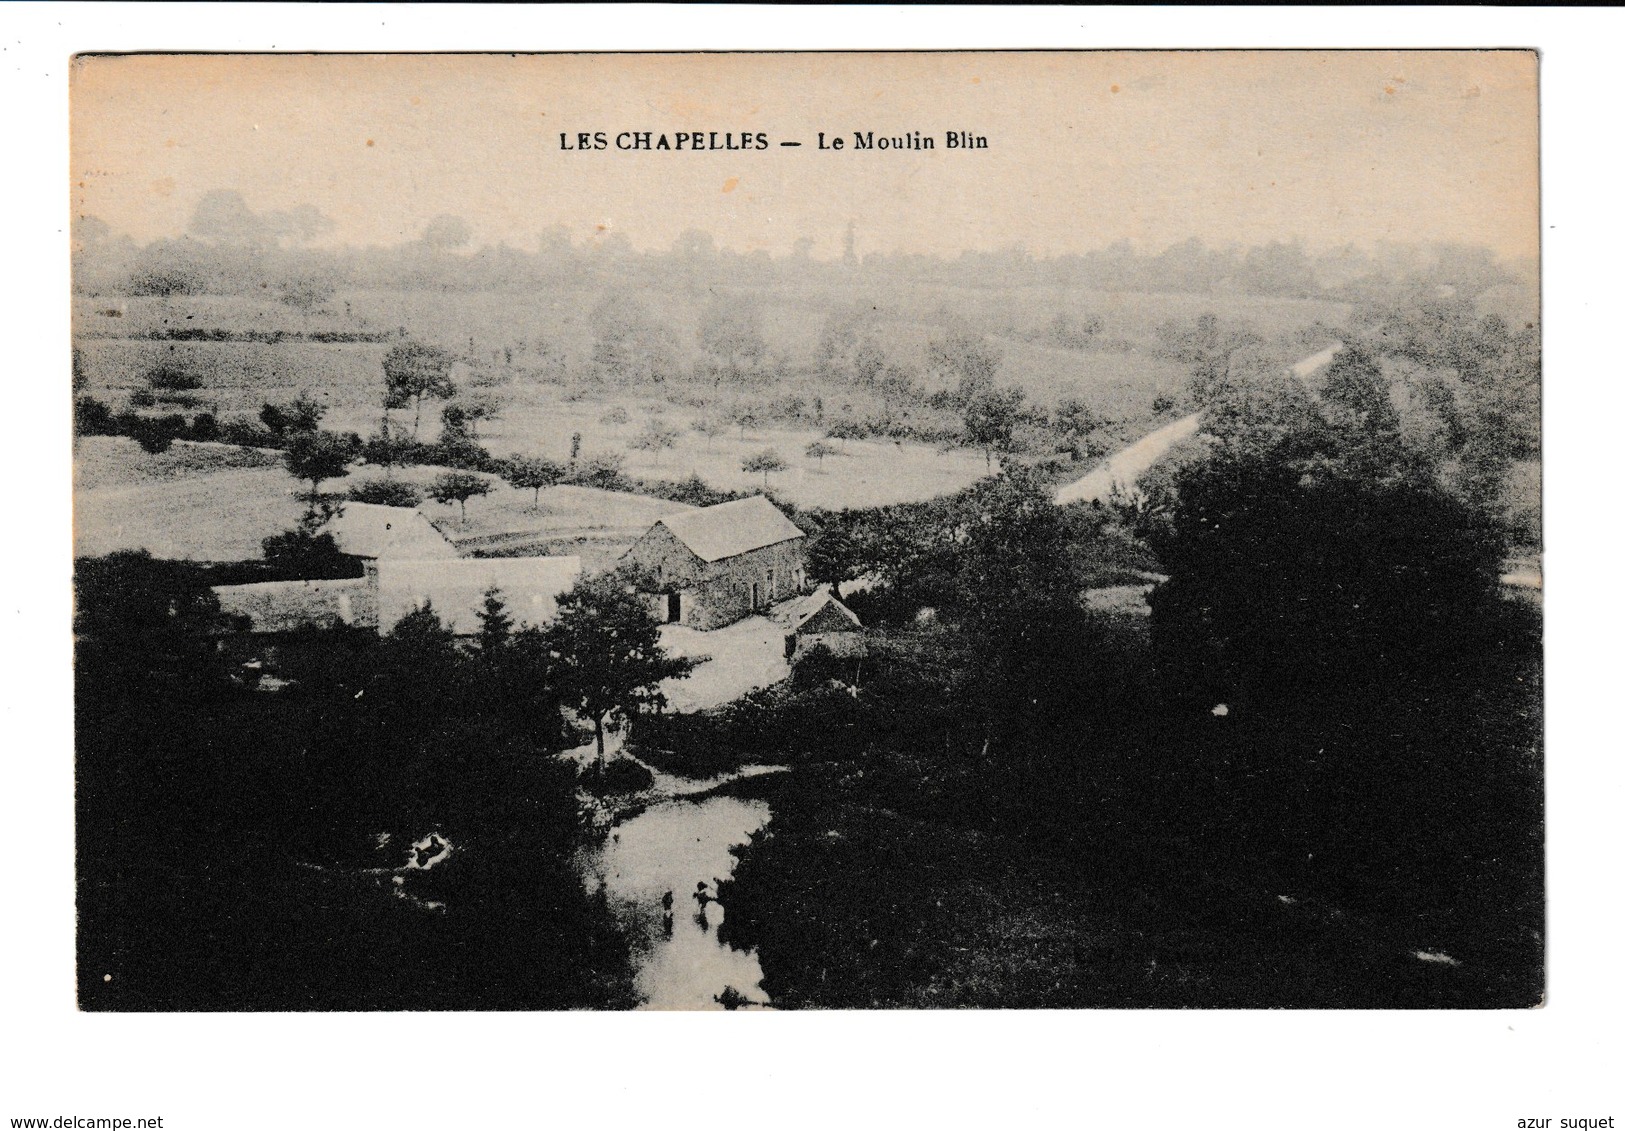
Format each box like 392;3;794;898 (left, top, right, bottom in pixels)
325;503;459;561
651;496;805;563
376;556;581;635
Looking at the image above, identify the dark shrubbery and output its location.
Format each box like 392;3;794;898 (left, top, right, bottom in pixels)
127;413;189;454
220;418;281;449
347;478;424;507
630;473;749;509
260;522;356;580
74;555;633;1010
73;396;117;436
577;758;655;795
562;453;631;491
144;363;203;392
189;412;219;442
360;431;499;474
73;397;228;448
633;680;875;779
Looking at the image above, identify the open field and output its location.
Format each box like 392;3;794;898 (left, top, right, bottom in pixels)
72;283;1361;564
76;338;388;420
72;437;690;567
75;282;1348;421
74;438;309;560
72;435;285;490
982;338;1189;413
72;423;991;569
460;392;992;511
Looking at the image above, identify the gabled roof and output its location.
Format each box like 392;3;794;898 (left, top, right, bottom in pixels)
778;590;862;634
651;495;805;563
325;503;459;561
376;556;582;635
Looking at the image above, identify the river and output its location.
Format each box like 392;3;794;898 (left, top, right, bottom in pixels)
577;773;778;1010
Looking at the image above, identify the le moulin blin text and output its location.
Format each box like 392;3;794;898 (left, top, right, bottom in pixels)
558;130;990;152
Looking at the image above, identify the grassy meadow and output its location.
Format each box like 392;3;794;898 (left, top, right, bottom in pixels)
72;281;1361;566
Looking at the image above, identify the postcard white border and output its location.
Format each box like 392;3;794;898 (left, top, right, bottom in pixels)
6;6;1621;1129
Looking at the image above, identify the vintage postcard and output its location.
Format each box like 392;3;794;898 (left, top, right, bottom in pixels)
69;50;1541;1011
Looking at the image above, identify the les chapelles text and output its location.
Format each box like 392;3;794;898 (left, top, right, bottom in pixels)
560;130;988;152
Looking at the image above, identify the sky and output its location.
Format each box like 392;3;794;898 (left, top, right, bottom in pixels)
70;51;1539;261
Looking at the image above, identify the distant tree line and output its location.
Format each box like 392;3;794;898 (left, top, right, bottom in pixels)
74;192;1529;306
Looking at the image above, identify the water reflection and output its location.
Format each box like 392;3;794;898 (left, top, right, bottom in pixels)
583;794;773;1010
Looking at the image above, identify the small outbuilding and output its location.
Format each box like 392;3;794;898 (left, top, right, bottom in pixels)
779;590;866;663
621;495;808;630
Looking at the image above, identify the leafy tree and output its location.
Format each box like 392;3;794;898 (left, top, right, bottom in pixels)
502;454;566;507
742;448;786;488
74;396;116;437
1317;344;1409;481
825;419;864;447
962;386;1026;470
374;601;464;714
566;452;630;491
440;401;472;442
429;470;493;524
813;305;881;381
261;517;352;579
128;415;185;454
852;340;886;387
926;328;1001;405
347;478;424;507
804;440;838;466
383;340;457;439
540;571;695;769
188;189;334;248
475;585;516;656
1321;345;1396;433
1167;314;1266;403
1198;353;1326;467
1146;444;1504;709
728;404;761;438
692;417;728;449
804;515;875;598
876;366;916;417
631;420;681;467
459;391;502;438
73;550;241;693
588;292;677;385
285;430;359;499
189;413;219;442
698;296;767;381
422;214;473;251
1052;398;1098;441
946;467;1098;752
260;393;325;438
